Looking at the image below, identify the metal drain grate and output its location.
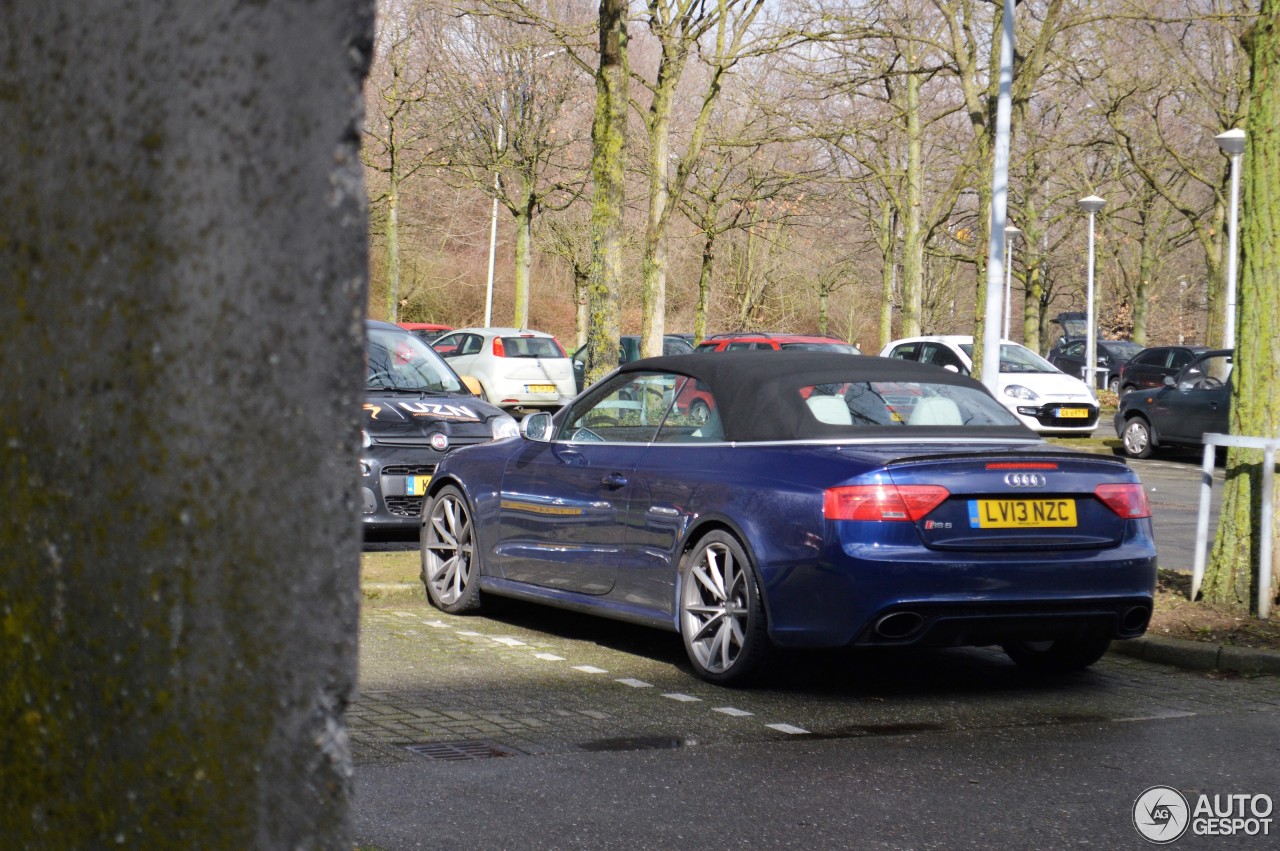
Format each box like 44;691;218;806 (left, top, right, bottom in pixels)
405;741;523;761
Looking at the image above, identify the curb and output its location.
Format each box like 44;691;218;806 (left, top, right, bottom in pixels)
1109;635;1280;676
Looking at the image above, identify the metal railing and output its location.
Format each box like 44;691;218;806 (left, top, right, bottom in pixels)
1191;433;1279;618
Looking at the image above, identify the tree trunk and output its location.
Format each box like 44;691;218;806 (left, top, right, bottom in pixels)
1204;1;1280;611
586;0;628;385
696;221;717;344
0;2;371;847
386;173;401;322
512;189;533;330
640;73;678;357
900;47;924;339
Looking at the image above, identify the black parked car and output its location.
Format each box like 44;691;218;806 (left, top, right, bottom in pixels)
1113;349;1232;458
362;320;519;533
1117;345;1212;395
1046;338;1144;394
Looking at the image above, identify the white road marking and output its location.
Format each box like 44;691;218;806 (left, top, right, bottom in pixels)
422;621;451;629
615;678;652;688
490;636;526;646
456;631;483;637
713;707;753;717
573;665;609;674
662;693;701;703
766;723;810;735
533;653;565;661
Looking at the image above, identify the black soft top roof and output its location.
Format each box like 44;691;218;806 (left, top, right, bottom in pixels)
617;350;1032;442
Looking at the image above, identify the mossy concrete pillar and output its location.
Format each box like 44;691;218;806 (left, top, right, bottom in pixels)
1;1;374;847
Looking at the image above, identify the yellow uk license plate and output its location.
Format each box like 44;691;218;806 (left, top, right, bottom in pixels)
1055;407;1090;419
407;475;432;496
526;384;557;393
968;499;1077;528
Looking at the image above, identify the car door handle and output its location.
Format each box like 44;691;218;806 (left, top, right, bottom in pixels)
601;472;628;489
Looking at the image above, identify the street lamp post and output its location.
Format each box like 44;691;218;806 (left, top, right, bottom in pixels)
1078;196;1106;394
1215;128;1245;350
1003;224;1021;340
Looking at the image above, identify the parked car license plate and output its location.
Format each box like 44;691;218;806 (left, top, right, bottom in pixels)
968;499;1077;528
526;384;557;393
1055;407;1090;418
407;475;432;496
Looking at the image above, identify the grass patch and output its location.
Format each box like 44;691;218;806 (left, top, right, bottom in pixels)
361;550;424;606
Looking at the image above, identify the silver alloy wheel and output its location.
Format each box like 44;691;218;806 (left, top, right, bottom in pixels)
681;540;749;675
1122;418;1152;458
424;491;473;606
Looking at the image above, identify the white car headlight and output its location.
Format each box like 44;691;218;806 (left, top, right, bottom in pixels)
1003;384;1040;402
491;414;520;440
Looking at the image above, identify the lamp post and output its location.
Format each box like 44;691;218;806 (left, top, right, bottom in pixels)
1078;195;1106;393
981;0;1016;393
1003;224;1021;340
483;93;506;329
1215;128;1245;350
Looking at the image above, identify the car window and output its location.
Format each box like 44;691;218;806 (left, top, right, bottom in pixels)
432;333;462;356
727;341;755;350
1178;355;1232;390
560;372;676;443
457;334;482;356
919;342;968;374
367;327;466;393
780;342;859;354
663;338;695;356
887;343;921;361
652;378;722;442
497;335;562;358
961;343;1059;374
1065;341;1086;358
1169;350;1193;369
1109;341;1144;359
800;382;1020;429
1131;349;1160;366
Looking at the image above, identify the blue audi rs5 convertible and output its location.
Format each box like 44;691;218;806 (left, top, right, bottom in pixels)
419;351;1156;685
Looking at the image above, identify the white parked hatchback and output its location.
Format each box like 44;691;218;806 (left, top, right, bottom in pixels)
879;335;1098;434
431;327;576;412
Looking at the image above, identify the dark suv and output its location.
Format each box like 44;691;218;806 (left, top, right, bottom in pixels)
695;332;860;354
1117;345;1212;395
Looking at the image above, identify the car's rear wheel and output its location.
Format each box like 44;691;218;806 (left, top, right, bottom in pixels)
678;531;770;686
1107;376;1121;395
1002;637;1111;672
421;485;482;613
1121;417;1155;459
688;399;711;425
1120;383;1136;395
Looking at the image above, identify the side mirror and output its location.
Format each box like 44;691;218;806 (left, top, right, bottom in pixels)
521;411;553;442
1163;375;1176;387
459;375;484;397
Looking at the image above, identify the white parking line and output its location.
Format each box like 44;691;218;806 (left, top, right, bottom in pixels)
615;678;652;688
766;723;810;735
422;621;451;629
533;653;565;661
490;636;527;646
713;707;753;717
573;665;609;674
456;631;483;637
662;693;701;702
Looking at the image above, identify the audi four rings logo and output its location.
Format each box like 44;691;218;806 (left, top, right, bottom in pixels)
1004;472;1047;488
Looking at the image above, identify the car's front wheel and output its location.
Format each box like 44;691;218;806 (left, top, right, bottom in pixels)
678;531;770;686
1121;416;1155;459
1002;637;1111;672
421;485;482;613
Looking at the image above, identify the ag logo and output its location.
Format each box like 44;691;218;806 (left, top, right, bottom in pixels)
1133;786;1189;844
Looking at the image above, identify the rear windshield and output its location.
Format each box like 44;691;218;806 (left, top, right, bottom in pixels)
501;336;566;358
801;382;1021;429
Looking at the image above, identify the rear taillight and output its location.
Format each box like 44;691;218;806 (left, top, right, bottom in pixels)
551;337;567;356
1094;483;1150;518
492;337;506;357
824;484;950;522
